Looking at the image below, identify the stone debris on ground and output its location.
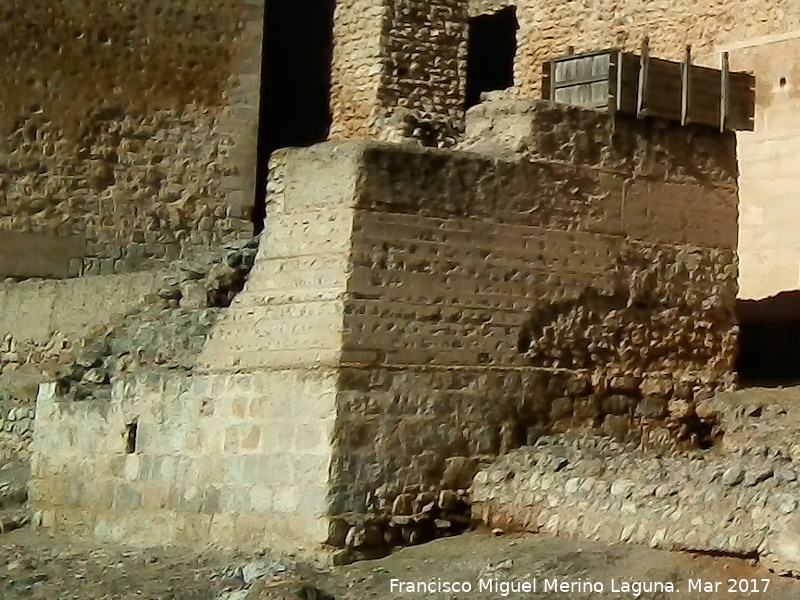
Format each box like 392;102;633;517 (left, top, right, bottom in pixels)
42;237;259;402
472;430;800;576
0;460;28;537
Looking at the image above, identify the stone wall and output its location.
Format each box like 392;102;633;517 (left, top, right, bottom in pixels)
0;402;36;462
380;0;468;146
459;1;800;298
31;105;739;557
4;0;790;296
31;145;358;555
330;0;387;141
512;0;800;98
1;236;254;463
0;273;164;349
329;110;738;553
469;0;514;17
30;369;337;552
0;272;165;458
0;0;260;277
471;433;800;575
331;0;468;146
470;387;800;575
727;34;800;299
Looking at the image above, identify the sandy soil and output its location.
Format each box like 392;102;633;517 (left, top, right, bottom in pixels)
1;528;799;600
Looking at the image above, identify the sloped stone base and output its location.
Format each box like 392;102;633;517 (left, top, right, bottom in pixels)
472;432;800;575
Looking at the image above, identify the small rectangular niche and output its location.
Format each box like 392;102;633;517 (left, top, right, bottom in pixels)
125;421;138;455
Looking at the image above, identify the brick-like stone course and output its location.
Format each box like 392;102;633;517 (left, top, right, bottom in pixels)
31;369;336;553
330;0;386;141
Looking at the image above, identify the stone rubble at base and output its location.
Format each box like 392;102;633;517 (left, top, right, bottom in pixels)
471;424;800;575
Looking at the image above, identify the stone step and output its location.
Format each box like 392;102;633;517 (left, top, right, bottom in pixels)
471;434;800;575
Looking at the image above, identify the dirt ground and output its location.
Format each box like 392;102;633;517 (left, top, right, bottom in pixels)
2;528;800;600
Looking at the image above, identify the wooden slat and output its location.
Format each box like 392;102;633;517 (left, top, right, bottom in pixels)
642;58;683;121
720;52;729;132
687;105;721;126
612;51;623;113
691;68;724;95
681;45;692;126
540;45;754;131
618;53;641;114
637;37;650;117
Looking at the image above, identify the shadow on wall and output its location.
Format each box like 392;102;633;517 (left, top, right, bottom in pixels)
252;0;335;233
737;291;800;387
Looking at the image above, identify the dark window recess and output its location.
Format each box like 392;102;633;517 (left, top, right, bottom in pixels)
465;7;518;109
252;0;336;233
125;421;138;454
737;292;800;386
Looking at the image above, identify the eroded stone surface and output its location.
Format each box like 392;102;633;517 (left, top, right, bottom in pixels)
31;106;739;556
0;0;259;278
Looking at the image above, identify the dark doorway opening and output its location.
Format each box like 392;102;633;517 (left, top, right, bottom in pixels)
252;0;335;233
465;7;518;109
737;292;800;386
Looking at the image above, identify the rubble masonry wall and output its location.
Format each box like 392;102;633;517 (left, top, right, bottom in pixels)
0;273;165;459
328;110;738;551
466;2;800;298
0;0;261;278
331;0;468;146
